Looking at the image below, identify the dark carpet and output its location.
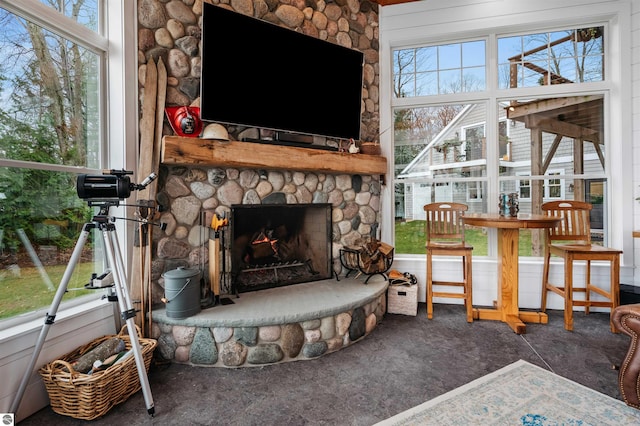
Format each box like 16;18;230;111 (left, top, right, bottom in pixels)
20;304;631;425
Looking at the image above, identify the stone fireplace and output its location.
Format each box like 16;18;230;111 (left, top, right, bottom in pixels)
152;142;387;305
139;0;387;367
150;141;389;367
230;203;332;294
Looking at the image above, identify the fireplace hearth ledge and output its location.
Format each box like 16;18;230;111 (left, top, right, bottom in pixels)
152;276;387;327
150;276;389;367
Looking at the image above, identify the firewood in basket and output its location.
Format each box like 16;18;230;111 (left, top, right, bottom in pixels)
72;338;126;373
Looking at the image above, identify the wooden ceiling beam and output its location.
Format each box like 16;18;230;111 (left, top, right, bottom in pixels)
524;116;600;141
507;95;601;119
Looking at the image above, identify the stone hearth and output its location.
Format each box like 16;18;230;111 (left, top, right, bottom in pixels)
151;277;387;367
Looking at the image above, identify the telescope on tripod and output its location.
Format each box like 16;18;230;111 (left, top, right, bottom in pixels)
11;169;159;417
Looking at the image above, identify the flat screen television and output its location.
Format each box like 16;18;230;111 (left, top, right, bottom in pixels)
200;4;364;142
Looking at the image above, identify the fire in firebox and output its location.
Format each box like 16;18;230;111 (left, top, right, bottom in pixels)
230;203;332;294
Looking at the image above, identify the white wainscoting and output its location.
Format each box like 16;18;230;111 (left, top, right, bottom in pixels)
392;255;634;312
0;299;116;422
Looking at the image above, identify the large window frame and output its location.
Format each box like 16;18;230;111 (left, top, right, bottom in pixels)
0;0;136;328
382;5;629;262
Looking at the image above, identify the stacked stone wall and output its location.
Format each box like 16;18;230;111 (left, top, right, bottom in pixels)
151;166;382;305
138;0;380;143
139;0;384;366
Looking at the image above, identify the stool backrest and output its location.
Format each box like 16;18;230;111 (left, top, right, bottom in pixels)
423;202;468;244
541;200;592;245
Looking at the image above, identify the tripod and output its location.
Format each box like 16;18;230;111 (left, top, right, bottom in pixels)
10;202;155;417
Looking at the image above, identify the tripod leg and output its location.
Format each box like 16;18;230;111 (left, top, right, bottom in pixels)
103;225;155;416
138;222;147;336
10;226;91;415
147;224;154;338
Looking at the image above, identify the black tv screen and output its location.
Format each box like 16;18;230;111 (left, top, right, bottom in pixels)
200;4;364;141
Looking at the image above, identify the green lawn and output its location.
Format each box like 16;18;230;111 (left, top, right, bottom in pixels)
0;261;100;320
395;219;535;256
0;222;538;321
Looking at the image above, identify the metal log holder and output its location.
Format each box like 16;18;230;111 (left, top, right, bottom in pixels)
339;239;394;284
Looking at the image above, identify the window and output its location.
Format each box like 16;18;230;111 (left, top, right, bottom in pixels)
467;181;483;202
546;172;563;199
393;40;486;97
461;123;485;161
497;27;604;89
38;0;100;30
392;23;609;255
394;100;490;253
0;0;114;326
518;177;531;199
517;171;564;200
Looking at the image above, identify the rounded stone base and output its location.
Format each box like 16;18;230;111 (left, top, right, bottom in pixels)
151;277;388;367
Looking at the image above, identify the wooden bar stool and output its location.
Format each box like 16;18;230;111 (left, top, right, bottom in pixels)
541;200;622;332
424;202;473;322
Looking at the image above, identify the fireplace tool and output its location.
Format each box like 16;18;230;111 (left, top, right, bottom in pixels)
209;213;229;306
10;170;156;417
218;212;235;304
199;210;214;308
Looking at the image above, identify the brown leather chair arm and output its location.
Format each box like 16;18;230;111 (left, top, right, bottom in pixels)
612;304;640;408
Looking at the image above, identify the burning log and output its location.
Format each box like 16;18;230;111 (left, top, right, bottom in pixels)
248;230;279;260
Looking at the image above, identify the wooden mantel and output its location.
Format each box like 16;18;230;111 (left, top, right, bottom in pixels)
161;136;387;175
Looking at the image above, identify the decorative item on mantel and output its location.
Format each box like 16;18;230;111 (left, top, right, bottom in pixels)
165;106;202;137
359;140;381;155
359;124;389;156
348;138;360;153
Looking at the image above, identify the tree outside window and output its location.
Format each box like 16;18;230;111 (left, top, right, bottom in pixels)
0;1;105;323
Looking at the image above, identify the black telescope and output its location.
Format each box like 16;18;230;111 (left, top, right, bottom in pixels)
76;169;156;201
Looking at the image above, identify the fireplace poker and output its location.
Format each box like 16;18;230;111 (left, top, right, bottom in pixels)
209;213;228;306
220;212;229;295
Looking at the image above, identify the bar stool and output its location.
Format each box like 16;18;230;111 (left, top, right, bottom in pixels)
424;202;473;322
541;200;622;332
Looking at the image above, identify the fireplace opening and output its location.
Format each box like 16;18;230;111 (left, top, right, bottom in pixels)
230;203;333;293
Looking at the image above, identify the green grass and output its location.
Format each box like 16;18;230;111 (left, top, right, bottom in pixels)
0;222;538;322
0;261;100;320
395;219;535;256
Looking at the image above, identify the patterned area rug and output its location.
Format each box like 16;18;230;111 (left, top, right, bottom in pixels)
376;360;640;425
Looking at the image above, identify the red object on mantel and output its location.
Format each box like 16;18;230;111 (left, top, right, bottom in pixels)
165;106;203;137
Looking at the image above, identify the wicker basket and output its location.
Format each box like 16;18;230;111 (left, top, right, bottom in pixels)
359;141;381;155
388;284;418;316
39;325;157;420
